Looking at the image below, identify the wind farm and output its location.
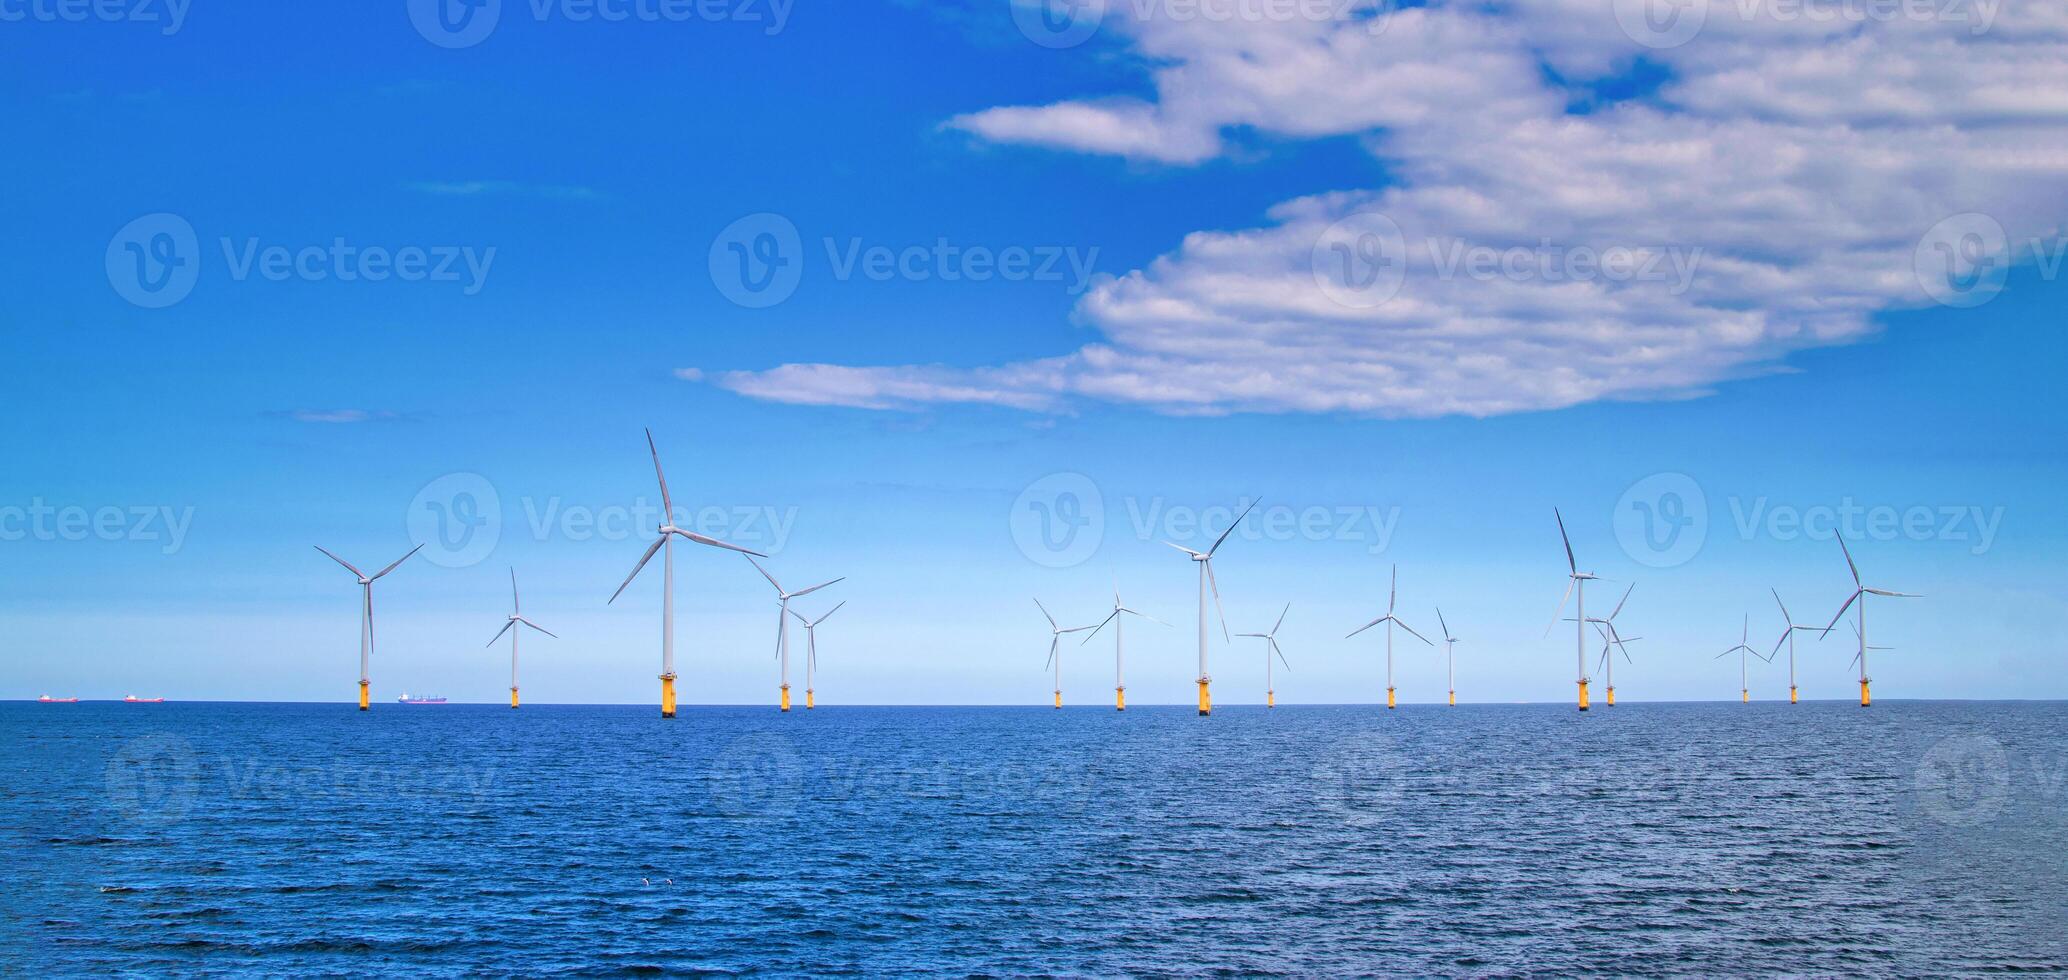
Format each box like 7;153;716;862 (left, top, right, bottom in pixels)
1081;582;1168;711
746;556;842;712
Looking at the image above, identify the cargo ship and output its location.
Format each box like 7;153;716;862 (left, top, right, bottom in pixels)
396;693;448;704
123;695;166;703
37;695;79;703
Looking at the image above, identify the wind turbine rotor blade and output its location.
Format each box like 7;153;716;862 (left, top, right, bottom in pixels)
518;618;558;639
1822;590;1863;634
1272;639;1290;671
1850;650;1863;670
812;601;844;626
1387;565;1398;615
645;427;673;516
1865;588;1919;598
1082;609;1118;644
1394;618;1434;647
1771;587;1790;624
745;555;783;593
369;544;423;580
609;535;667;604
314;545;366;579
1164;541;1206;559
674;528;765;558
1206;499;1258;557
510;567;521;612
1435;606;1450;642
789;606;810;624
1205;559;1229;642
1555;508;1577;574
791;576;844;598
1235;632;1266;638
1347;617;1385;639
1609;583;1634;621
1545;579;1575;638
1837;534;1861;587
1044;637;1057;671
1273;602;1290;635
487;621;515;646
1034;597;1057;630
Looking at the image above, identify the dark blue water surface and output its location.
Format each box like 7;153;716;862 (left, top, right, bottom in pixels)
4;700;2065;975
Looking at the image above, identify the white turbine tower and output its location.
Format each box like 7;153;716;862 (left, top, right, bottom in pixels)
608;428;766;718
1768;588;1822;705
1035;598;1097;708
1081;581;1169;711
1235;602;1292;708
786;600;844;710
486;567;556;709
1548;508;1601;711
315;543;423;711
1716;614;1771;703
1348;565;1432;709
1821;534;1919;708
1434;607;1460;706
746;556;842;712
1165;499;1256;717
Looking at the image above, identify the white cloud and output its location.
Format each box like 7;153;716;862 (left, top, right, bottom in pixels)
706;0;2068;417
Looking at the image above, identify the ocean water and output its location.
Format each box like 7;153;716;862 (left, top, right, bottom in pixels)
4;700;2064;975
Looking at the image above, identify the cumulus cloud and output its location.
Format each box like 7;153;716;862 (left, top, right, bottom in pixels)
706;0;2068;417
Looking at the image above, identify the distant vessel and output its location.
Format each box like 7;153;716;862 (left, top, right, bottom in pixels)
37;695;79;703
396;693;448;704
122;695;165;703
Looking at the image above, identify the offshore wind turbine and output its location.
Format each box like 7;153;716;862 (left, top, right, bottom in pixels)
746;556;842;712
1821;534;1919;708
314;543;423;711
608;428;766;718
1715;614;1771;703
1081;581;1169;711
1347;565;1432;709
786;601;844;710
1768;588;1823;705
486;568;557;709
1434;607;1460;706
1035;598;1097;708
1235;602;1292;708
1567;584;1636;707
1548;509;1602;711
1166;499;1257;717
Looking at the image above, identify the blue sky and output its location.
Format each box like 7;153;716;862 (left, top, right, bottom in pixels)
4;1;2064;704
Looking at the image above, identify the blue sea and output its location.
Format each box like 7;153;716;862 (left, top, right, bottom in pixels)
5;701;2065;975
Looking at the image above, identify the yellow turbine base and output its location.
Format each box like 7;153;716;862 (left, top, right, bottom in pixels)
1116;688;1125;711
358;681;369;711
1790;686;1799;705
1449;690;1456;706
1861;680;1871;707
1577;680;1590;712
781;686;791;712
1267;690;1275;709
806;689;814;710
1197;680;1211;716
1606;686;1615;707
1386;687;1396;710
1054;691;1062;709
511;687;519;709
660;674;676;718
1742;688;1750;704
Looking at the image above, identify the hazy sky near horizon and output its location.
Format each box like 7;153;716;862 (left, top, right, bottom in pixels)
3;1;2065;704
